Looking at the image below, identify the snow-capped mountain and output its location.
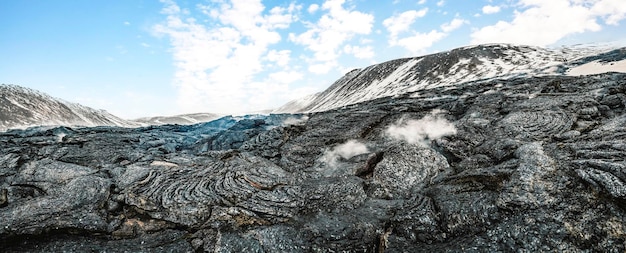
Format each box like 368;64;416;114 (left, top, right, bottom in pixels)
134;113;223;126
275;44;626;113
0;84;140;131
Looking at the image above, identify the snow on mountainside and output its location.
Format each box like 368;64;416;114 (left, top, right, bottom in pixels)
275;44;626;113
134;113;224;126
0;84;140;131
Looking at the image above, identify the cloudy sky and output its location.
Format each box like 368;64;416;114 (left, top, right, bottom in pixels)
1;0;625;119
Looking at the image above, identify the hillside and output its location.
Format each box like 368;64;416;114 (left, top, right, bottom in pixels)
276;44;626;113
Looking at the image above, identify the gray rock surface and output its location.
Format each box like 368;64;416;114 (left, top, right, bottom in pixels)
1;72;626;252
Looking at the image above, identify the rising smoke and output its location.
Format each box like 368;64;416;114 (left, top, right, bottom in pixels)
321;139;370;167
385;110;456;145
282;115;309;126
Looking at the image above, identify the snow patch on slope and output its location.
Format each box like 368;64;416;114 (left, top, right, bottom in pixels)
567;59;626;76
363;58;422;99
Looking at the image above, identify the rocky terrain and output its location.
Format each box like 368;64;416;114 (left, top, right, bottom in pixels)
0;84;140;131
1;69;626;252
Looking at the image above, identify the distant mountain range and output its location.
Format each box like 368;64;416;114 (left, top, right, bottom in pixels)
275;44;626;113
2;44;625;131
0;84;226;131
0;84;139;131
133;113;223;126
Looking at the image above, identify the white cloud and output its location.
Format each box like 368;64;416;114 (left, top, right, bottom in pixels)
290;0;374;74
308;3;319;13
385;13;463;53
592;0;626;25
471;0;626;46
482;5;501;14
386;110;456;145
395;30;446;54
308;62;337;74
360;38;373;44
383;9;429;41
153;0;302;114
418;0;427;4
440;17;467;32
437;0;445;7
124;21;131;26
160;0;181;15
344;44;375;59
266;49;292;67
268;70;303;84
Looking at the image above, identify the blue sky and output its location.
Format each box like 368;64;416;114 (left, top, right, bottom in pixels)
1;0;625;119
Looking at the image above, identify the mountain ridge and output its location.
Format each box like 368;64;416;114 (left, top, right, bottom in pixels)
133;112;224;126
0;84;140;131
0;85;232;130
275;43;626;113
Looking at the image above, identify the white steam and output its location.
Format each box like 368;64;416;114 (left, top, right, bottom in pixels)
386;110;456;145
282;115;309;126
56;133;66;143
321;140;369;167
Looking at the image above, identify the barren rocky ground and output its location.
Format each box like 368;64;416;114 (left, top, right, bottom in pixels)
1;73;626;252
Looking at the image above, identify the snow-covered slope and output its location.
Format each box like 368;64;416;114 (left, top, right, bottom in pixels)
0;84;140;131
134;113;223;126
565;47;626;75
276;44;626;113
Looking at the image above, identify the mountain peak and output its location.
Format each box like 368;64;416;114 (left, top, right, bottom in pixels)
275;44;626;113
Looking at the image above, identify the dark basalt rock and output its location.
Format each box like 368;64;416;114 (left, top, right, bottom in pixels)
1;73;626;252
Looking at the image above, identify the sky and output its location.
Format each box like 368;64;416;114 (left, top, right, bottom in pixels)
1;0;626;119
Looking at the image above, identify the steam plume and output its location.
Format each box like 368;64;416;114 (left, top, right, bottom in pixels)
386;110;456;145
